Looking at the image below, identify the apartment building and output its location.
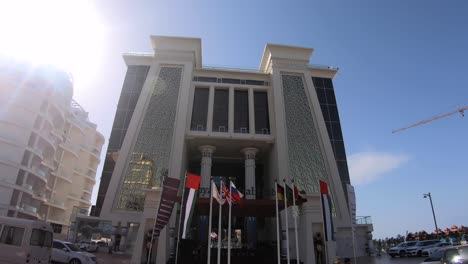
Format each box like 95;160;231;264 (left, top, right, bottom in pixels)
0;59;104;237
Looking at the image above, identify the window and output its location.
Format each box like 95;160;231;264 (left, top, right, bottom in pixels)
212;89;229;132
190;88;209;131
50;223;63;234
53;241;64;249
0;226;25;246
30;229;52;247
234;90;249;133
254;92;270;134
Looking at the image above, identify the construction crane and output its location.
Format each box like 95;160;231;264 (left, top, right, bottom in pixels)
392;106;468;133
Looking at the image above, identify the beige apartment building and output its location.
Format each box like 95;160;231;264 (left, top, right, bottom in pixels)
0;59;104;237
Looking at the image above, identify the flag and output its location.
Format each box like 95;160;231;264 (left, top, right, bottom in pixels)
212;181;225;205
319;180;334;241
229;181;243;204
181;173;201;239
285;183;294;205
276;183;285;200
294;185;308;205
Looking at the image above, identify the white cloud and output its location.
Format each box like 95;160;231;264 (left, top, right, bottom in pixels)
348;151;410;185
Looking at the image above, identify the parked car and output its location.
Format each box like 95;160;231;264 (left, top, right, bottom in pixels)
440;245;468;264
388;241;418;257
52;239;97;264
0;216;53;264
76;240;98;252
420;247;448;264
406;240;440;257
422;242;453;257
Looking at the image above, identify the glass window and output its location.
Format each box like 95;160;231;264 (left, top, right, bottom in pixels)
50;223;62;234
212;89;229;132
312;77;324;88
108;129;123;150
190;88;209;131
30;229;53;247
331;122;343;140
53;241;64;249
128;94;139;110
117;94;130;109
122;75;136;92
325;89;336;105
328;105;340;122
234;90;249;133
321;105;330;121
254;91;270;134
245;80;265;86
196;76;217;83
323;78;334;89
124;111;134;128
0;226;25;247
222;78;241;84
113;110;126;129
316;88;327;104
334;143;347;160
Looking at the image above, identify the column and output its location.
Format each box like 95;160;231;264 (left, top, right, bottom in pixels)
199;145;216;198
241;148;258;199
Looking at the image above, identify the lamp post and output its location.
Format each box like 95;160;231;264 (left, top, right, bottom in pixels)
423;193;439;237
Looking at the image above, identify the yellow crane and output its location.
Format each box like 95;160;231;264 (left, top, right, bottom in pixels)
392;106;467;133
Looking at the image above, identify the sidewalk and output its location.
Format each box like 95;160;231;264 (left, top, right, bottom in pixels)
95;251;131;264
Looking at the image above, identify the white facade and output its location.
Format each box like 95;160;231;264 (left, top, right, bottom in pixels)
99;36;372;264
0;60;104;237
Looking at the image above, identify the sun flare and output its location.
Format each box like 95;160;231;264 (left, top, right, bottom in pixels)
0;0;106;80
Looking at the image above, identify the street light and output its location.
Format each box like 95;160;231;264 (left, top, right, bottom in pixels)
423;192;439;237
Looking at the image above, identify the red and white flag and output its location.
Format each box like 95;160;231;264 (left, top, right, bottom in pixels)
320;180;335;241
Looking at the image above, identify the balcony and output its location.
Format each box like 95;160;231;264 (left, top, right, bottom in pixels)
27;166;48;183
41;158;57;170
67;193;91;205
83;186;93;194
356;216;372;225
32;192;48;203
23;184;33;192
47;199;66;210
16;204;39;218
51;167;72;183
74;168;96;183
48;216;68;226
59;140;79;157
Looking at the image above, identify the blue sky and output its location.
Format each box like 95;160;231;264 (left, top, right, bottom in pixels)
3;0;467;239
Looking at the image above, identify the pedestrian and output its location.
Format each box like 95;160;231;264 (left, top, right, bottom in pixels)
314;233;324;264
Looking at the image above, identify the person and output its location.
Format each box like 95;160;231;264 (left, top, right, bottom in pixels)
314;233;324;264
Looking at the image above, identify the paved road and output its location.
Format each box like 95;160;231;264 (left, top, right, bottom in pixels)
93;252;425;264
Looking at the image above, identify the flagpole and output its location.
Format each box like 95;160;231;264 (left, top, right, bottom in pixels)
227;179;232;264
275;180;281;264
207;178;214;264
175;171;187;264
217;180;223;264
292;180;300;264
283;180;290;264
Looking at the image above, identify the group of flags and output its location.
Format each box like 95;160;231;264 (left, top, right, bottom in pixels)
167;173;334;264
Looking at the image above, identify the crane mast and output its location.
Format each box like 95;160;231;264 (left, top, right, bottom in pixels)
392;106;467;133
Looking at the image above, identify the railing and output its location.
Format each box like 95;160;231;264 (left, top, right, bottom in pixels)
21;204;38;214
31;166;48;180
49;199;65;207
202;64;262;73
23;184;33;191
356;216;372;225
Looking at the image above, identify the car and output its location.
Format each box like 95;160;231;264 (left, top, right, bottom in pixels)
422;242;453;257
440;245;468;264
76;240;98;252
388;241;418;257
406;240;440;257
52;239;97;264
420;247;448;264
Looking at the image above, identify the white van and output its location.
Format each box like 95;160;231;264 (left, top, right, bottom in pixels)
0;216;53;264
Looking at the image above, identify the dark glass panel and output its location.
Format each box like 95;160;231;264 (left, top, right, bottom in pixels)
328;105;340;122
196;76;218;83
316;88;327;104
136;65;149;75
334;142;346;160
128;94;139;110
336;160;350;183
122;75;136;92
117;94;130;109
212;89;229;132
254;91;270;134
222;78;241;84
134;75;146;92
127;66;137;75
331;122;343;140
112;110;126;129
119;129;127;147
245;80;265;86
190;88;209;131
320;105;330;121
325;89;336;105
312;77;324;88
124;111;134;128
108;129;123;149
326;122;333;138
234;90;249;133
324;78;334;89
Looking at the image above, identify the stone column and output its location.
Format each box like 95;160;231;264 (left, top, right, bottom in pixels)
199;145;216;198
241;148;258;199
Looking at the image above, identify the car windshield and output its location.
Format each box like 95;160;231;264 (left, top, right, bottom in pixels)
415;242;423;246
396;243;407;247
407;242;417;247
65;243;82;252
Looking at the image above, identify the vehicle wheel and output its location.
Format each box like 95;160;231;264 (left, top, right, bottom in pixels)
69;259;81;264
390;254;396;258
417;250;422;257
399;251;405;257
